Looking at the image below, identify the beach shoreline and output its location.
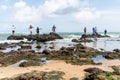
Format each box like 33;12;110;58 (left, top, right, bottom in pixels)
0;60;119;80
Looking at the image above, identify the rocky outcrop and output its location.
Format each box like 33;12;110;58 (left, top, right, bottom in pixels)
80;34;110;40
7;33;63;42
84;67;103;73
112;65;120;75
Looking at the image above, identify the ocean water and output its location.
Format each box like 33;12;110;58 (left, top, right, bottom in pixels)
0;32;120;51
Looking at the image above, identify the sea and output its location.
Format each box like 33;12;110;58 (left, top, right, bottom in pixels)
0;32;120;52
1;32;120;67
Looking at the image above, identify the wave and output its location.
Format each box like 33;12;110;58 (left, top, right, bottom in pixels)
0;38;28;44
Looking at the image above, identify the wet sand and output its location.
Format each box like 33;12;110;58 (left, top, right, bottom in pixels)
0;60;119;80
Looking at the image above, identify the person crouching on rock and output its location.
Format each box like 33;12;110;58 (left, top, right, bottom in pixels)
12;25;15;36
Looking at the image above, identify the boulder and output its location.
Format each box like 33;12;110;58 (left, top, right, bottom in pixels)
112;66;120;75
7;35;24;40
113;49;120;52
21;45;32;49
60;47;66;50
84;67;103;73
35;46;41;49
42;49;50;55
7;33;63;42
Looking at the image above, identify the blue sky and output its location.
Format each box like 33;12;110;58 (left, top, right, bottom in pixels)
0;0;120;33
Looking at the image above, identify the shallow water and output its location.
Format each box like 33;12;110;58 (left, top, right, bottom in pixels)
83;37;120;51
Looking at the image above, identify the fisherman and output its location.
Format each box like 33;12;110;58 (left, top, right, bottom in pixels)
52;25;56;33
36;27;40;35
104;29;107;35
12;25;15;36
29;25;33;35
84;27;87;34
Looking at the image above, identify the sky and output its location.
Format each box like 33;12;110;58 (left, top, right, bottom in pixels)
0;0;120;33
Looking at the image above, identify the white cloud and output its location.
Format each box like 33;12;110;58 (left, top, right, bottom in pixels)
74;8;101;23
14;0;26;8
14;0;41;22
39;0;83;17
0;5;8;10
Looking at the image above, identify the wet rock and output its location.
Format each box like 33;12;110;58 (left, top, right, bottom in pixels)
66;47;75;52
42;49;50;55
113;49;120;52
21;45;32;49
0;47;6;50
104;55;114;59
60;47;66;50
7;35;24;40
80;34;110;39
7;33;63;42
35;45;41;49
49;46;54;49
28;50;35;53
84;67;103;73
72;39;79;42
70;77;79;80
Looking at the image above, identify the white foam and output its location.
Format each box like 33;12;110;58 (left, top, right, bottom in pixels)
0;38;28;44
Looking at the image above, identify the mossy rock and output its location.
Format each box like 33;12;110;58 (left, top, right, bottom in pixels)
1;71;65;80
19;60;40;67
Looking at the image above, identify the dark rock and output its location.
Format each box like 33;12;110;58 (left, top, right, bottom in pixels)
7;35;24;40
7;33;63;42
0;47;6;50
104;55;114;59
60;47;66;50
84;67;103;73
66;47;75;51
49;46;54;49
113;49;120;52
42;49;50;55
72;39;79;42
35;46;41;49
80;34;110;39
70;77;79;80
21;45;32;49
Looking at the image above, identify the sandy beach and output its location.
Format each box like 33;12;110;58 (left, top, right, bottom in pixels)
0;60;119;80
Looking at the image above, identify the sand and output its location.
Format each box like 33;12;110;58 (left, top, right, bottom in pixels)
0;60;119;80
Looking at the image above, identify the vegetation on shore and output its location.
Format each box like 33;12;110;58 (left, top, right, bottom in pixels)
0;70;65;80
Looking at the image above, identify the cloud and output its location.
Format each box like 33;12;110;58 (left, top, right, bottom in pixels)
39;0;84;17
74;8;101;23
0;5;8;10
14;0;26;8
14;0;41;22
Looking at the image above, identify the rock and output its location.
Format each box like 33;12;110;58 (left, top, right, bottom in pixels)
97;75;106;80
7;35;24;40
42;49;50;55
7;33;63;42
70;77;79;80
112;66;120;75
80;34;110;39
66;47;75;52
113;49;120;52
21;45;32;49
60;47;66;50
35;46;41;49
104;55;114;59
0;47;6;50
49;46;54;49
72;39;79;42
84;67;103;73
